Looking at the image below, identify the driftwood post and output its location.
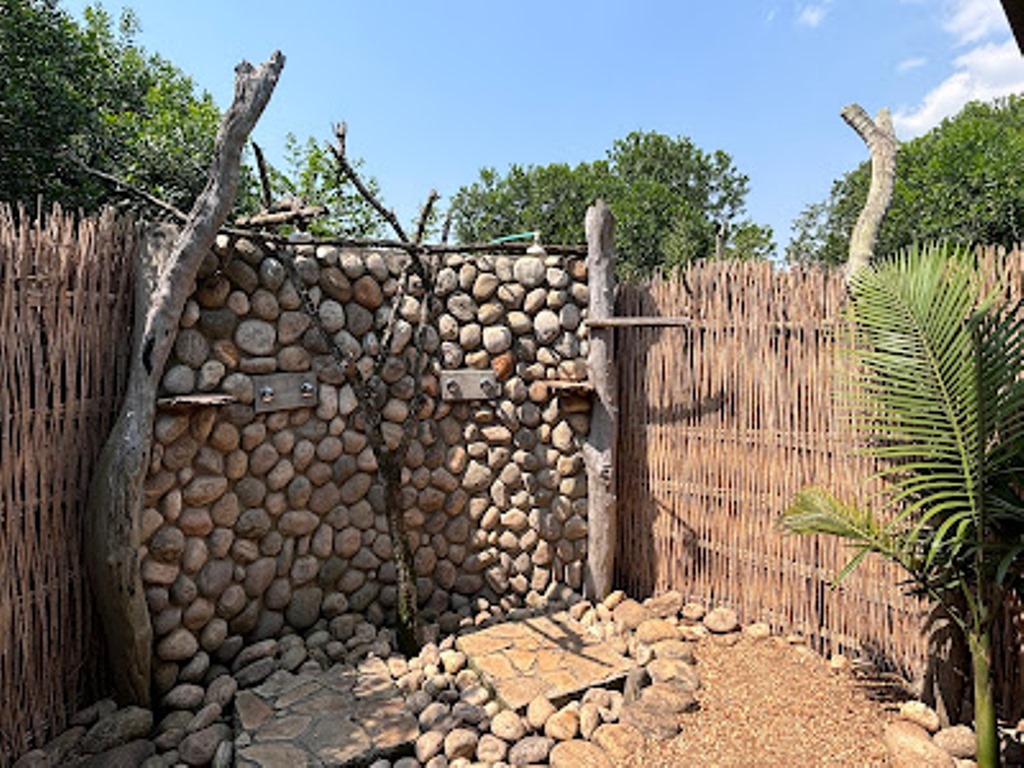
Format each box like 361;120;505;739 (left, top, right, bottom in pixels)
85;52;285;705
841;103;897;278
584;200;617;600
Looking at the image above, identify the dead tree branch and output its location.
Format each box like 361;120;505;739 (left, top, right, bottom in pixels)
841;103;897;279
414;189;439;245
439;207;454;245
252;141;274;210
73;160;188;222
85;51;285;706
331;122;409;243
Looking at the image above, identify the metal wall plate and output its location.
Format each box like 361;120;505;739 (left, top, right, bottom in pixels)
252;372;319;413
440;370;500;401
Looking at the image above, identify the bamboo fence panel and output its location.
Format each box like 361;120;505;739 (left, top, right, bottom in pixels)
0;205;137;764
615;252;1024;691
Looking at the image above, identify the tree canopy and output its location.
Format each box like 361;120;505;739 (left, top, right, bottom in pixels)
447;130;775;275
787;96;1024;267
0;0;220;212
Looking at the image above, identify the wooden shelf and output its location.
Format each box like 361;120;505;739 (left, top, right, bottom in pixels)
156;394;236;410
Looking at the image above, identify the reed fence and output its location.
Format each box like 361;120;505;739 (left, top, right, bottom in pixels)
614;252;1024;713
0;206;137;764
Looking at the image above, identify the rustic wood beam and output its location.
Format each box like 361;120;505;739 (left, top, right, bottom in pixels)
583;200;618;601
585;317;692;328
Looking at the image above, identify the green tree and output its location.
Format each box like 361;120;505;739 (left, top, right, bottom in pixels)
782;244;1024;766
0;1;220;211
448;130;774;274
788;97;1024;267
260;133;390;238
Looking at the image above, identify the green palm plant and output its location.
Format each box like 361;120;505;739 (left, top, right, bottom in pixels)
781;243;1024;767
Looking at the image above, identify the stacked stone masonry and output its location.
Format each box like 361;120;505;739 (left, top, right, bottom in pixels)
141;234;592;694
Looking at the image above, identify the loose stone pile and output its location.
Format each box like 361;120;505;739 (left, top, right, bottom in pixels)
882;698;1024;767
140;236;593;705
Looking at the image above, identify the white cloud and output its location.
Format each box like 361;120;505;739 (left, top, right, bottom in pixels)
897;56;928;73
796;4;828;28
943;0;1008;45
894;39;1024;136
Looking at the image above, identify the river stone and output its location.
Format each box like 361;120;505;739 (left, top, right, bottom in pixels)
490;709;526;741
444;728;478;760
591;723;646;764
932;725;976;759
899;700;941;733
79;707;153;754
162;683;205;711
703;606;739;634
613;599;653;631
526;695;557;730
550;740;613;768
353;275;384;308
175;329;210;369
462;462;492;493
81;739;154;768
193;558;232;598
416;732;449;765
882;721;955;767
476;732;508;763
545;707;579;740
178;723;230;766
508;735;554;765
163;364;195;395
483;326;512;354
641;682;697;713
634;618;675;651
534;309;560;343
235;319;276;355
286;586;323;629
157;628;199;661
513;257;545;288
619;700;681;740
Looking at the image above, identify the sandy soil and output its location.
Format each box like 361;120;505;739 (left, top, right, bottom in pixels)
623;634;902;767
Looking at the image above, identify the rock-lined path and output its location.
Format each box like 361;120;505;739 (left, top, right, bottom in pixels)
234;656;418;767
456;611;633;710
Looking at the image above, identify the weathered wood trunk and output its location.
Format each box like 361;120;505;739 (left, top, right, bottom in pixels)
841;103;897;278
84;52;285;705
584;201;618;600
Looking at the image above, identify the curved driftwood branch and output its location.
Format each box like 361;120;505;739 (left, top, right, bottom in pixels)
841;103;897;279
85;51;285;705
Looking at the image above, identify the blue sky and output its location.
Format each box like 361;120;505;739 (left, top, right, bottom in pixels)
63;1;1024;251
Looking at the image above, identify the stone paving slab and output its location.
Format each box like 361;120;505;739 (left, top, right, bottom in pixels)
234;657;417;768
456;611;633;710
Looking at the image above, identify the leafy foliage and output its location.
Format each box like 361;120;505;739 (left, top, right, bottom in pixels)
782;244;1024;765
0;1;220;211
447;130;775;275
788;97;1024;267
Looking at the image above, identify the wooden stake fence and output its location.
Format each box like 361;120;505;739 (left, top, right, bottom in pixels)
0;206;137;764
615;253;1024;707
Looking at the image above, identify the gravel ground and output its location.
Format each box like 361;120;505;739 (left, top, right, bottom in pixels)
625;634;898;767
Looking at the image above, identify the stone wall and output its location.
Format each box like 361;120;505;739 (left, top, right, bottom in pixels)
140;234;591;692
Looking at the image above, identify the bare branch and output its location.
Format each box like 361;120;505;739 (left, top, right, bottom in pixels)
440;207;454;245
252;141;273;210
841;103;898;279
330;123;409;243
414;189;439;245
73;160;188;222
